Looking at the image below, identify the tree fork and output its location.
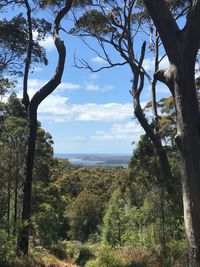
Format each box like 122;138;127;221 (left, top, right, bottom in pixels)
17;0;73;255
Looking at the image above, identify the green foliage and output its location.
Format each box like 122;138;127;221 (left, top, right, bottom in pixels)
102;190;127;246
64;241;94;265
67;192;102;242
0;229;15;266
0;14;50;77
85;246;126;267
70;9;115;36
33;203;61;247
166;240;187;266
85;245;153;267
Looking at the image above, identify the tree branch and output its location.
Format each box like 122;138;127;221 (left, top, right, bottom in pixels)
30;0;73;110
22;0;31;110
143;0;179;63
183;0;200;61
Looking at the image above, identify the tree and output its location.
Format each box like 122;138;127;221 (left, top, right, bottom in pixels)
142;1;200;266
0;93;27;237
69;1;200;264
14;0;73;255
0;7;50;94
69;0;187;200
67;191;101;242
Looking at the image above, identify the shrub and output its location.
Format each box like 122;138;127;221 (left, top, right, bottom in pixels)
60;240;94;266
0;229;15;266
166;240;187;266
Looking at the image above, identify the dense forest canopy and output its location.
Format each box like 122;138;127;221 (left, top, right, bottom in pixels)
0;0;199;267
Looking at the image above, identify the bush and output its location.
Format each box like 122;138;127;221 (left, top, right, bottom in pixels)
75;246;94;266
84;245;158;267
0;229;15;266
85;246;128;267
59;240;94;266
166;240;187;266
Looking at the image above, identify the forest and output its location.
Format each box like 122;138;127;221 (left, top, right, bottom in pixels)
0;1;200;267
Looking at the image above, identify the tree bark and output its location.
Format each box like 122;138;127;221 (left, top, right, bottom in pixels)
17;108;37;255
17;0;73;255
174;62;200;266
143;1;200;265
7;151;12;238
14;161;19;236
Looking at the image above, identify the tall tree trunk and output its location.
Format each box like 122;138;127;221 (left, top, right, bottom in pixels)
7;153;11;238
174;63;200;266
13;165;19;236
142;1;200;265
17;0;73;256
17;108;37;255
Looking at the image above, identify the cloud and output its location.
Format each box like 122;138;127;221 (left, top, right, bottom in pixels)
142;56;169;72
38;101;133;122
84;82;114;91
91;122;144;141
33;31;55;52
143;58;154;72
91;56;107;64
39;36;55;51
85;83;100;91
17;79;81;92
55;136;86;143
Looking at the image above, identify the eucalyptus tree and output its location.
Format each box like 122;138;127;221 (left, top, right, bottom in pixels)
68;0;188;254
70;0;190;188
141;1;200;266
0;6;50;95
69;0;200;264
14;0;74;255
0;0;74;255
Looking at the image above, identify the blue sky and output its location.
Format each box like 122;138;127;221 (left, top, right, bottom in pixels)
3;5;172;154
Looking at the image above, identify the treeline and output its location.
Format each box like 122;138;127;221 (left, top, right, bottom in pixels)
0;93;187;266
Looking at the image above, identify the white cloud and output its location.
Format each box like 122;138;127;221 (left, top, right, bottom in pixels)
142;56;169;72
39;36;55;51
57;82;81;91
143;58;154;72
91;122;143;141
17;79;81;92
33;31;55;52
85;83;100;91
91;56;107;64
38;101;133;123
84;82;114;91
38;94;69;115
55;136;85;143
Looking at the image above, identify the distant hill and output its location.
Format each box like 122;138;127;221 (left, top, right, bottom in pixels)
54;153;131;167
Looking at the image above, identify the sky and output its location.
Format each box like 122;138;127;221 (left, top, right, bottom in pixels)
2;4;172;155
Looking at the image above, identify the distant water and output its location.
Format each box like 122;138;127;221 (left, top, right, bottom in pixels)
54;153;131;168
